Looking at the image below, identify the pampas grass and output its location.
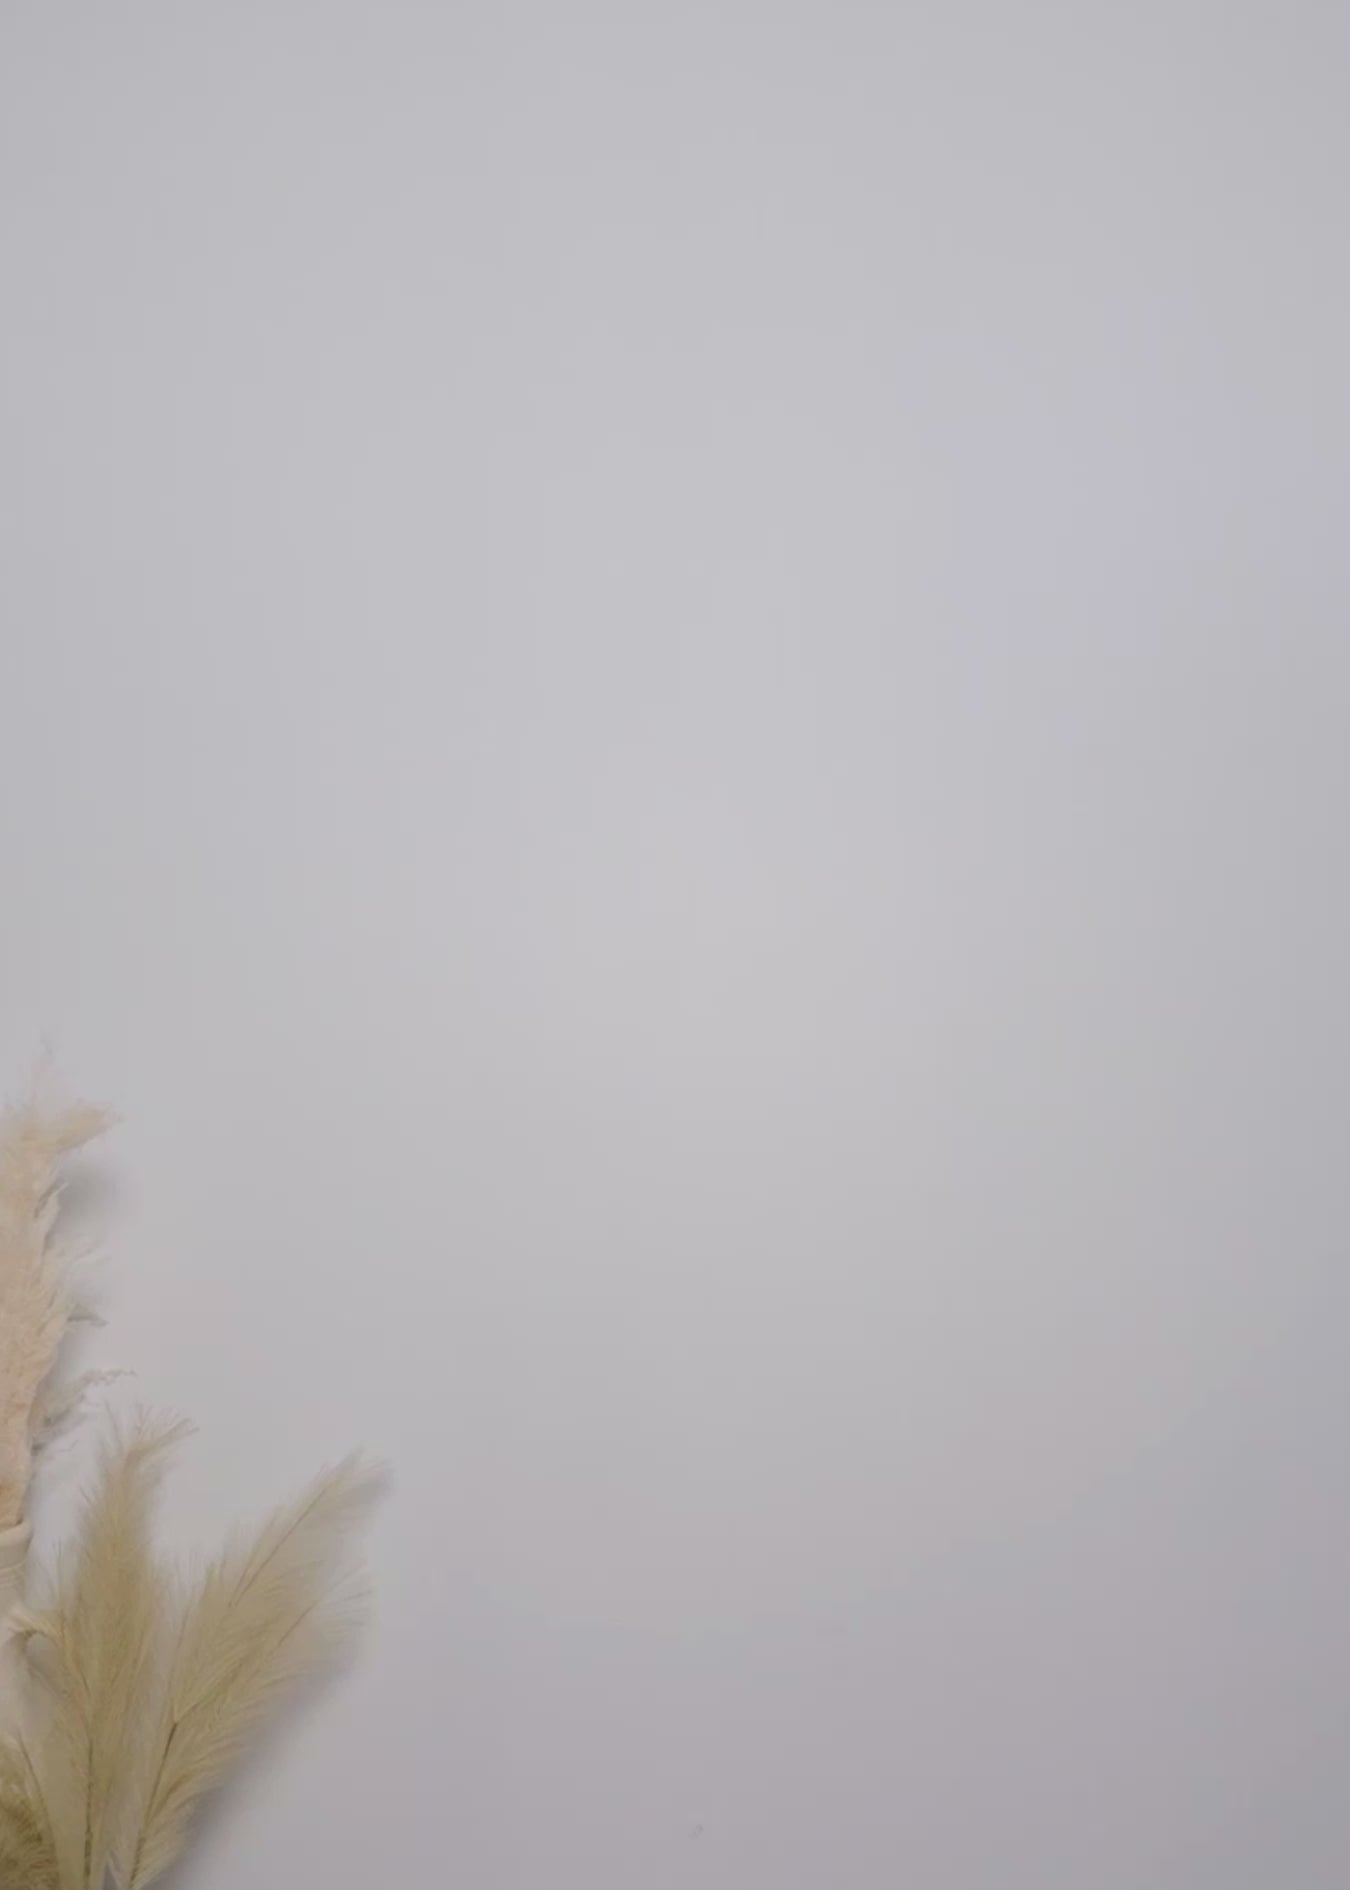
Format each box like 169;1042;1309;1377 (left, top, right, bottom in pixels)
0;1093;377;1889
119;1451;376;1890
13;1417;184;1890
0;1093;110;1527
4;1429;374;1890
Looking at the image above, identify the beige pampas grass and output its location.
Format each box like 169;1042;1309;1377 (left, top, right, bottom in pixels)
2;1422;375;1890
0;1737;58;1890
120;1451;376;1889
10;1417;182;1890
0;1090;378;1889
0;1094;110;1528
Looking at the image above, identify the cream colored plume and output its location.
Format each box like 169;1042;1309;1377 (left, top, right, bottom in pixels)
0;1089;377;1890
1;1422;375;1890
0;1093;109;1529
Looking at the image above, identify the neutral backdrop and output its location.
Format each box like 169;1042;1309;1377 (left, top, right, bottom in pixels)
3;4;1349;1886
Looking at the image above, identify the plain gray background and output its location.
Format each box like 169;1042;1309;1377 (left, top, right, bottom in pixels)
3;3;1349;1885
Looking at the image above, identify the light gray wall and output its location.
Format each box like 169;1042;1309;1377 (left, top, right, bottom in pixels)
3;4;1349;1885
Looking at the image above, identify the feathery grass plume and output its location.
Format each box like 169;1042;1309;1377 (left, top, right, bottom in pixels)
0;1086;377;1889
0;1092;110;1527
119;1453;376;1890
6;1425;374;1890
0;1735;58;1890
11;1415;184;1890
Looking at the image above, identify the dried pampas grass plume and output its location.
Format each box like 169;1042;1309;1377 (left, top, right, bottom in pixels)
0;1086;380;1889
10;1415;183;1890
0;1092;110;1528
121;1449;377;1889
1;1422;378;1890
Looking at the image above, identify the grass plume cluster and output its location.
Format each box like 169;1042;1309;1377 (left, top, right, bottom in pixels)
0;1090;376;1888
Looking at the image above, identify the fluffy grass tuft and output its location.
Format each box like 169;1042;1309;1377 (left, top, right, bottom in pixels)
0;1091;110;1527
